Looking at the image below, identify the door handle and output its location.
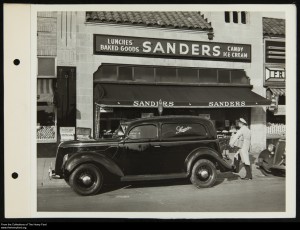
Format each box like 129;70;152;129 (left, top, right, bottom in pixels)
153;145;161;148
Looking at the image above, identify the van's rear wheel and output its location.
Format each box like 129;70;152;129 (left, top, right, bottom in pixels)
190;159;217;188
69;163;104;196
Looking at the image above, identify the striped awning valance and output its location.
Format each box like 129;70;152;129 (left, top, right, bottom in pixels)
267;87;285;112
268;88;285;96
37;79;54;103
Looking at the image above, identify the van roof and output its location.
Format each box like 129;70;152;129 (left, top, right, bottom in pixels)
127;115;212;126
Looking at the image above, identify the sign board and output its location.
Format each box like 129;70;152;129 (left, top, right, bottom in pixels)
265;40;285;64
94;34;251;62
265;67;285;81
100;107;113;113
60;127;75;142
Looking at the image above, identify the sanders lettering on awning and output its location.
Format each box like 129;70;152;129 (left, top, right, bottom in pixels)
132;100;246;107
94;84;270;108
94;34;251;62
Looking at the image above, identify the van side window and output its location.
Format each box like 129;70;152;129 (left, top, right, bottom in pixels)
161;123;207;139
128;125;157;139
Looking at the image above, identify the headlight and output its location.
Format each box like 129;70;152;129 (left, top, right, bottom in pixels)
62;154;69;165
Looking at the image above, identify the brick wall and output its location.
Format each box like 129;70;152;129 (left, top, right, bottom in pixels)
205;12;267;152
57;12;77;66
37;12;57;56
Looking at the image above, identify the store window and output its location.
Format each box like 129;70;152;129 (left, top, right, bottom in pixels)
156;67;177;83
37;104;56;142
218;70;231;83
94;65;117;81
94;64;250;85
38;57;56;77
37;57;57;143
134;66;155;82
178;68;198;83
37;105;55;126
161;123;207;139
37;78;57;143
231;70;249;84
118;66;133;81
128;125;158;139
198;69;218;83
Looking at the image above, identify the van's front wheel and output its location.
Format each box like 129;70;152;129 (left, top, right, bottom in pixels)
190;159;217;188
69;163;104;196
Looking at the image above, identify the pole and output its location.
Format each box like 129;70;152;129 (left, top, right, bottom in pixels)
95;104;101;139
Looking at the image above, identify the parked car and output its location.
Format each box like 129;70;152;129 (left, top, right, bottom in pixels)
49;116;232;196
257;137;286;177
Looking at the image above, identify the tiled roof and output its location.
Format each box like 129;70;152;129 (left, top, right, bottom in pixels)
86;11;213;31
263;17;285;37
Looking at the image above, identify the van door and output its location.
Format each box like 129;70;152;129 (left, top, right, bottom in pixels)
122;123;161;175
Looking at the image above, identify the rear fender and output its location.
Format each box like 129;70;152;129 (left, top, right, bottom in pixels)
185;147;232;174
64;151;124;179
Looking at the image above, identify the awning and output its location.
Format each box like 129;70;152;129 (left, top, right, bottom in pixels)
268;87;285;96
267;87;285;112
94;84;271;108
37;79;54;103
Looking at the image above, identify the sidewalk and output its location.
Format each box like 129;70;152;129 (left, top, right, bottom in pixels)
37;151;266;188
223;151;266;178
37;158;68;188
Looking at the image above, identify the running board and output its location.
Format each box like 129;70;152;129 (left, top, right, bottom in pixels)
121;173;188;182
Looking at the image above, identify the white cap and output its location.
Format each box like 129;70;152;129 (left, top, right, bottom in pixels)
239;118;247;125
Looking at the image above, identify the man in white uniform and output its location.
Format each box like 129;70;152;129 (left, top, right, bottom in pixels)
229;118;252;180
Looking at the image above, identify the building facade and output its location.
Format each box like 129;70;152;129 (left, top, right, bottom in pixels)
262;17;286;145
37;11;286;155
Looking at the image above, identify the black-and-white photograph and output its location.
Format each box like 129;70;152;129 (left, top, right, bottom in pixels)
2;1;298;222
30;7;293;216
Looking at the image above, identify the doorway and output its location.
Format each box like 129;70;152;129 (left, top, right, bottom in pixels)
56;66;76;134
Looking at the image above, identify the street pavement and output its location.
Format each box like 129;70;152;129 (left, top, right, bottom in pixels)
38;176;285;212
37;154;285;212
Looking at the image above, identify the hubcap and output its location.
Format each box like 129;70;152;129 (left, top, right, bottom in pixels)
80;175;92;185
199;169;209;179
196;165;212;181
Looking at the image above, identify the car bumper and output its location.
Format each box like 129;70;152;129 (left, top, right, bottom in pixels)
270;165;285;171
48;164;61;179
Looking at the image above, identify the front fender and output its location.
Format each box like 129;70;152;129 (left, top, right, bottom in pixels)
185;147;232;173
64;152;124;178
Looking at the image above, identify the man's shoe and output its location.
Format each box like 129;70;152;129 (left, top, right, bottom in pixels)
241;177;252;180
232;166;239;173
231;166;236;172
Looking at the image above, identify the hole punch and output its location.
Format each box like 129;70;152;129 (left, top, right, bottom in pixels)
13;59;20;66
12;172;18;179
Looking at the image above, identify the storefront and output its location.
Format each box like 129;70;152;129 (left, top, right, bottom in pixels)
93;63;269;139
263;17;286;145
37;78;57;142
37;11;277;155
